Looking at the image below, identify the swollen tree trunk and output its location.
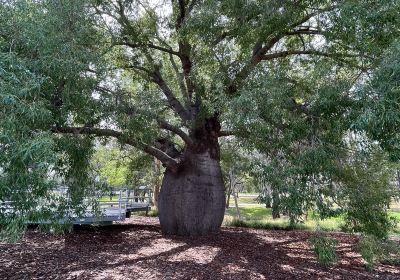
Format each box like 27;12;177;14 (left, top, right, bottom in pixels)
158;116;226;236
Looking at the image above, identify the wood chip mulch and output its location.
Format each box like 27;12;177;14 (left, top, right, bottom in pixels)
0;216;399;280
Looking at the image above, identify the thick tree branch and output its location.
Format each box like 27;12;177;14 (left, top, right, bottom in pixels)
218;130;235;137
226;33;284;95
172;0;196;115
124;62;190;122
143;145;180;169
112;0;191;121
260;50;360;60
116;41;181;57
151;69;191;121
226;5;338;96
285;29;323;36
169;53;190;108
50;126;179;168
157;119;193;146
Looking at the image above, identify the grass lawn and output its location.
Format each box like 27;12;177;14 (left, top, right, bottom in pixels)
98;196;120;202
228;195;258;205
224;205;400;235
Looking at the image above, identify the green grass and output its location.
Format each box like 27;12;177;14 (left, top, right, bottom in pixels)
228;196;258;205
110;193;400;235
99;196;120;202
224;205;400;234
135;209;158;217
225;206;272;220
390;212;400;219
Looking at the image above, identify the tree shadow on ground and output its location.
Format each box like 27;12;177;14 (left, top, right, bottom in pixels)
0;220;399;280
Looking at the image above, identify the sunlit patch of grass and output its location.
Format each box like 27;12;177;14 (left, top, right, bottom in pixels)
134;209;158;217
389;212;400;237
98;196;119;202
225;206;272;221
390;212;400;220
225;218;309;231
224;206;329;231
306;217;345;232
228;196;259;205
224;206;400;235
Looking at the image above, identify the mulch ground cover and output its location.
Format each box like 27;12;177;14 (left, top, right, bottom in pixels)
0;216;399;280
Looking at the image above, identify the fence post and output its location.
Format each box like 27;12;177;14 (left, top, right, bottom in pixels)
149;190;153;206
118;190;122;219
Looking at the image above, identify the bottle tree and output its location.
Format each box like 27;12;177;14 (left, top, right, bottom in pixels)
1;0;399;236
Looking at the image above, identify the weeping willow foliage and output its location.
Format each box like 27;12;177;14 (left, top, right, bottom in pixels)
0;0;107;239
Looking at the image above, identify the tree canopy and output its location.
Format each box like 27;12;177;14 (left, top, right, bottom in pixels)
1;0;400;237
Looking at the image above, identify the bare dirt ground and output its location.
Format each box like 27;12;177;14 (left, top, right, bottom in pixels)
0;216;399;280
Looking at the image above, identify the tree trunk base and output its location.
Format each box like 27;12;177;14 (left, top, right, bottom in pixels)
158;153;225;236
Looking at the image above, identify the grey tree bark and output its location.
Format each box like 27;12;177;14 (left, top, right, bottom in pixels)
272;187;280;219
158;116;226;236
158;152;226;235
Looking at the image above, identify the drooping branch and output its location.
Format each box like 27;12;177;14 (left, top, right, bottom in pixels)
50;126;179;169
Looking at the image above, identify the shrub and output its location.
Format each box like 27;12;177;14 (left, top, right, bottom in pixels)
357;235;400;271
310;234;339;267
147;209;159;217
0;217;26;243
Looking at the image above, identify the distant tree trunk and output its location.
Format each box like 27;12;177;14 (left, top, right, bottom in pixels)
227;168;242;219
226;190;231;209
152;158;162;209
264;184;272;208
158;116;226;236
233;191;241;220
225;180;232;209
397;170;400;191
153;184;160;209
272;187;280;219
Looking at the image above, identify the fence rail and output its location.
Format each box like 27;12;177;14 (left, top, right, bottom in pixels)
0;189;152;224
